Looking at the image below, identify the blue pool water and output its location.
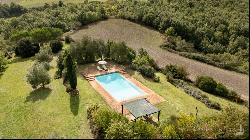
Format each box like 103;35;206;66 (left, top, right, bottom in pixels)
95;72;146;102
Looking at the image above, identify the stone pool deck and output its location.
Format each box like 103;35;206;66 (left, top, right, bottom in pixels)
80;63;165;115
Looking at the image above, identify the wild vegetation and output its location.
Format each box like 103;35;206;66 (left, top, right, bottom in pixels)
88;104;249;139
110;0;249;74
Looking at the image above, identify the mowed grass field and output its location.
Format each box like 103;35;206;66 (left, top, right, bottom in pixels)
0;57;107;138
69;18;249;99
0;0;107;7
0;54;248;138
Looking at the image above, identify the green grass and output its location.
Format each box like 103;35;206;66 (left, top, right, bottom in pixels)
130;71;248;121
1;0;107;7
0;57;107;138
0;57;248;138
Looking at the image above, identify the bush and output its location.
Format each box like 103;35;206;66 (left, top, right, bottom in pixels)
26;63;51;89
105;121;134;139
50;40;63;53
215;83;229;97
54;52;65;79
153;75;160;82
130;119;158;139
163;64;188;80
92;108;128;138
15;38;40;58
195;76;217;93
162;124;179;139
65;35;72;44
34;61;50;71
0;52;8;74
138;65;155;78
35;47;53;63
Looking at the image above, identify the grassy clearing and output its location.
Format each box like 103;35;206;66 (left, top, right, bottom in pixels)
130;71;248;121
0;57;107;138
1;0;107;7
0;56;247;138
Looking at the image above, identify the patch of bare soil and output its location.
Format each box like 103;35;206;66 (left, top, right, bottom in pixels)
70;19;249;99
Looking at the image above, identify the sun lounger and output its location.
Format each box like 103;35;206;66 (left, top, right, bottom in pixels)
97;66;103;71
102;65;108;71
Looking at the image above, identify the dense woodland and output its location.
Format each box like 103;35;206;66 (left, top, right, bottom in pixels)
0;0;249;74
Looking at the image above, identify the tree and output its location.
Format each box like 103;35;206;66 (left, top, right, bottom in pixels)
64;52;77;90
31;27;63;44
50;40;63;53
26;63;51;89
36;47;53;63
15;38;40;58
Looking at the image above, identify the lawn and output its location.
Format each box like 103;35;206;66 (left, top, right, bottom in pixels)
0;57;107;138
0;56;248;138
130;71;248;121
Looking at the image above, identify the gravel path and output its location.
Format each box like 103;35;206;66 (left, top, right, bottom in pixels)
70;19;249;99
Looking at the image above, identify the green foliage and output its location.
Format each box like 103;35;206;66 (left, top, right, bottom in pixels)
50;40;63;53
105;121;134;139
0;52;8;74
54;52;65;79
138;65;155;79
35;47;53;63
196;76;217;93
0;3;27;18
15;38;40;58
163;64;188;80
215;83;229;97
31;27;63;44
64;52;77;90
165;27;176;36
130;119;158;139
26;63;51;89
65;35;72;44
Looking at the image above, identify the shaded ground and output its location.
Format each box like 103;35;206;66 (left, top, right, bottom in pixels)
70;18;249;99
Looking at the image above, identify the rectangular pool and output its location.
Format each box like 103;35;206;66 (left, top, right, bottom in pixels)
95;72;146;102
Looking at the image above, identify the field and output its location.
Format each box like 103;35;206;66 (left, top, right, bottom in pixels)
0;0;106;7
0;51;248;138
69;18;249;99
0;57;107;138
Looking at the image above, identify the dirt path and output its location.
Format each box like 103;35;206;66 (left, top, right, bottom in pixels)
70;19;249;99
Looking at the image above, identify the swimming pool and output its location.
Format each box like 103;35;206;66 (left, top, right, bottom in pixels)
95;72;146;102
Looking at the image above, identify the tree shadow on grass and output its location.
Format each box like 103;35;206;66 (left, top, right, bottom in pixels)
25;87;51;103
70;95;79;116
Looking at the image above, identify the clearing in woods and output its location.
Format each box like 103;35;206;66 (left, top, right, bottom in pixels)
69;18;249;99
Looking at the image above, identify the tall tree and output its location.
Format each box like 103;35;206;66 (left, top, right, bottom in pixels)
64;52;77;90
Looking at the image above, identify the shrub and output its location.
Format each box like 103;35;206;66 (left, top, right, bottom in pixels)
162;124;179;139
138;65;155;78
0;52;8;74
105;121;134;139
163;64;188;80
215;83;229;97
130;119;158;139
26;63;51;89
54;52;65;79
153;75;160;82
50;40;63;53
34;61;50;71
65;35;72;44
36;47;53;63
92;108;128;138
15;38;40;58
165;27;176;36
195;76;217;93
